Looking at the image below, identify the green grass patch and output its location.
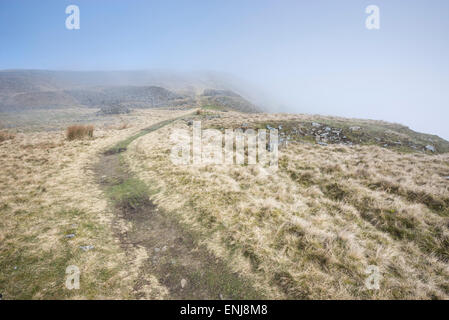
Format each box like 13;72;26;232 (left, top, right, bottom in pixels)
107;178;150;210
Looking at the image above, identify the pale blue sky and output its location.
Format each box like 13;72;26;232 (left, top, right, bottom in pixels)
1;0;448;139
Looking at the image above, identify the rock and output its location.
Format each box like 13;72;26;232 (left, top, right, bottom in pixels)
312;122;321;127
349;126;361;131
65;234;75;239
181;279;187;289
425;145;436;152
13;266;17;270
187;120;193;126
97;104;131;115
79;245;94;252
154;247;160;253
443;176;449;180
161;246;167;252
219;293;225;300
317;142;328;146
278;125;282;130
325;127;331;132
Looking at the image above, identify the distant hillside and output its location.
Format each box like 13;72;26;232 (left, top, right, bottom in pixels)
200;89;259;113
0;70;261;113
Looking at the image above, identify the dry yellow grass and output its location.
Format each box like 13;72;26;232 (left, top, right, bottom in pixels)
0;130;15;142
125;111;449;299
66;125;94;140
2;107;448;299
0;109;191;299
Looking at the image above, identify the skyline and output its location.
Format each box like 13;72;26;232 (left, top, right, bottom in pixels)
1;0;449;139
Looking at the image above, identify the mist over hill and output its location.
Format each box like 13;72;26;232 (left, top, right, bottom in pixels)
0;70;263;112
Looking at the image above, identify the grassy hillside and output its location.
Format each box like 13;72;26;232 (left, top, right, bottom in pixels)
1;108;448;299
126;110;449;299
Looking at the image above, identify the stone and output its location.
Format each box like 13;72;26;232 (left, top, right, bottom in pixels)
79;245;94;252
425;145;436;152
349;126;361;131
312;122;321;127
65;234;75;239
181;279;187;289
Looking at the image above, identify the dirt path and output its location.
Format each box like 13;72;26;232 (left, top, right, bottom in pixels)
93;117;261;299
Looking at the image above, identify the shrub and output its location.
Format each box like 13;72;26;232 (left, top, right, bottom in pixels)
66;125;94;140
0;130;15;142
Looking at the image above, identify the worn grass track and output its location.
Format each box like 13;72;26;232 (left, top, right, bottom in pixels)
94;116;262;299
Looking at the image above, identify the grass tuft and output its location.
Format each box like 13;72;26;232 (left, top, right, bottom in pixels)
66;125;94;141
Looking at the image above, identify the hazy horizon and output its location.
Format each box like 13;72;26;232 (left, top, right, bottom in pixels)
1;0;449;139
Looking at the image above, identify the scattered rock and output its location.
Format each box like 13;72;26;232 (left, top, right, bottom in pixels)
349;126;361;131
425;145;436;152
79;245;94;252
317;142;328;146
65;234;75;239
181;278;187;289
219;293;225;300
97;104;131;115
312;122;321;127
161;246;167;252
154;247;160;253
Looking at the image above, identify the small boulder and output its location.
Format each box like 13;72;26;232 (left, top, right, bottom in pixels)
425;145;436;152
79;245;94;252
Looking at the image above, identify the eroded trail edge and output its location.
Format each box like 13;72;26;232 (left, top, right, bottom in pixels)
93;117;262;299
